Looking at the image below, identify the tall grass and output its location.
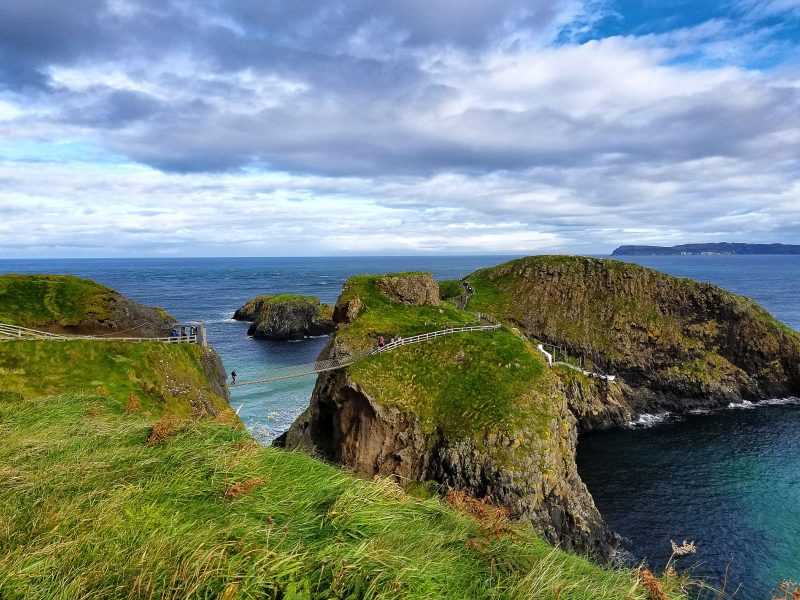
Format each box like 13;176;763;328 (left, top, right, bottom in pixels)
0;388;675;599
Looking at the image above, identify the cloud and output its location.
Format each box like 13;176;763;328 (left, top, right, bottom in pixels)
0;0;798;256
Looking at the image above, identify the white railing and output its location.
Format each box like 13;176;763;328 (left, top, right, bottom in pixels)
0;322;201;345
231;319;501;386
535;342;615;382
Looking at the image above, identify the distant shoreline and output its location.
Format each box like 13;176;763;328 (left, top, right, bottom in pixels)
612;242;800;256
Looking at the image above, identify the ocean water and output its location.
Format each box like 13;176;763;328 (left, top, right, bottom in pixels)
2;254;798;598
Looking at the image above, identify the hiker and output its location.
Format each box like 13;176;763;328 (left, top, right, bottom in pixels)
170;328;178;338
231;370;237;385
378;336;385;347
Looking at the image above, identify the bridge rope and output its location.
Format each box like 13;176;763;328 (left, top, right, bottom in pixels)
231;318;501;387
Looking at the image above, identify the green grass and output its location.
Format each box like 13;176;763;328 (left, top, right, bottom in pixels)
0;340;230;418
352;331;554;440
0;274;118;327
0;336;677;599
333;272;563;454
239;294;334;321
0;382;667;599
438;279;463;300
336;275;479;352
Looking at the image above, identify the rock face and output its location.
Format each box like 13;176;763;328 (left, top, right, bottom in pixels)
198;346;230;403
276;272;614;559
277;354;613;558
376;273;440;306
468;256;800;428
95;295;178;338
234;295;335;340
0;274;177;337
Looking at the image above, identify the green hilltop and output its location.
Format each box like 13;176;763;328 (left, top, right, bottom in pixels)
0;274;119;327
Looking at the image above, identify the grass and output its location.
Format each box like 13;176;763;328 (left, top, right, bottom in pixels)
239;294;334;321
333;272;563;457
336;275;480;352
351;330;554;440
438;279;463;301
0;274;118;327
0;364;672;599
465;256;756;362
0;340;230;418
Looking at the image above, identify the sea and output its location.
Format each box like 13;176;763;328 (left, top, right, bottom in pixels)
1;254;798;599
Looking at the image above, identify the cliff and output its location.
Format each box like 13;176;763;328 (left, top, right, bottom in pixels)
0;273;176;337
0;280;673;598
278;272;614;557
233;294;335;340
466;256;800;428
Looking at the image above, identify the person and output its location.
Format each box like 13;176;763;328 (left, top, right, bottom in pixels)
378;336;385;347
171;328;178;339
231;370;237;385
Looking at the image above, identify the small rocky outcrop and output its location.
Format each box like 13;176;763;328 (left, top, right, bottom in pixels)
376;273;440;306
234;295;335;341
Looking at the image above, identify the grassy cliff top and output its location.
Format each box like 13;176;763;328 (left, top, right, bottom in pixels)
0;340;678;598
0;274;118;327
334;273;559;441
237;293;334;320
465;255;800;393
0;339;231;418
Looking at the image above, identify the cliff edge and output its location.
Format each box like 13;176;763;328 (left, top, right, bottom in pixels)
277;272;613;558
466;256;800;428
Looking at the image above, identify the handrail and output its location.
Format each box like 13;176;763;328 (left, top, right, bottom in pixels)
231;321;501;386
0;322;201;345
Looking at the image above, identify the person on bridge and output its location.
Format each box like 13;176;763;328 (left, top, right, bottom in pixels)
231;370;237;385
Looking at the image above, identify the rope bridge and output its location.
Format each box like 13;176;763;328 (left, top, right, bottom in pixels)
0;322;204;345
231;317;501;387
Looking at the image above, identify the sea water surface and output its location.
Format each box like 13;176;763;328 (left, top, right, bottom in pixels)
2;254;798;598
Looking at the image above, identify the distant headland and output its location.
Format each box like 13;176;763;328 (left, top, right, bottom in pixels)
612;242;800;256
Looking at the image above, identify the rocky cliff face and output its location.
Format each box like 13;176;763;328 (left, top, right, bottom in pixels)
277;358;613;558
277;272;614;558
234;295;335;340
468;256;800;427
375;273;440;306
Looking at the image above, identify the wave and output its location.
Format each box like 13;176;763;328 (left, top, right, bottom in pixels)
626;412;678;428
727;400;756;410
758;396;800;406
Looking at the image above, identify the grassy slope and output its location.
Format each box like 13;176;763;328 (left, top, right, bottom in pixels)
0;340;230;418
465;255;800;384
335;273;561;444
0;341;666;599
0;274;119;327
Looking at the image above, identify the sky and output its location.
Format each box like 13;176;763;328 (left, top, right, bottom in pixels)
0;0;798;257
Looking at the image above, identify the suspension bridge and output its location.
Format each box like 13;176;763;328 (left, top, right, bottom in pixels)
230;316;501;386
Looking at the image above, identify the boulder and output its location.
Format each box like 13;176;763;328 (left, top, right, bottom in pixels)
376;273;440;306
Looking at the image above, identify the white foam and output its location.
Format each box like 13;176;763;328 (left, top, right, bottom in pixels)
727;400;755;410
758;396;800;406
689;408;711;415
627;412;675;428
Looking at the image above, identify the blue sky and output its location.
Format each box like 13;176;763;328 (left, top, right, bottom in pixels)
0;0;798;257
